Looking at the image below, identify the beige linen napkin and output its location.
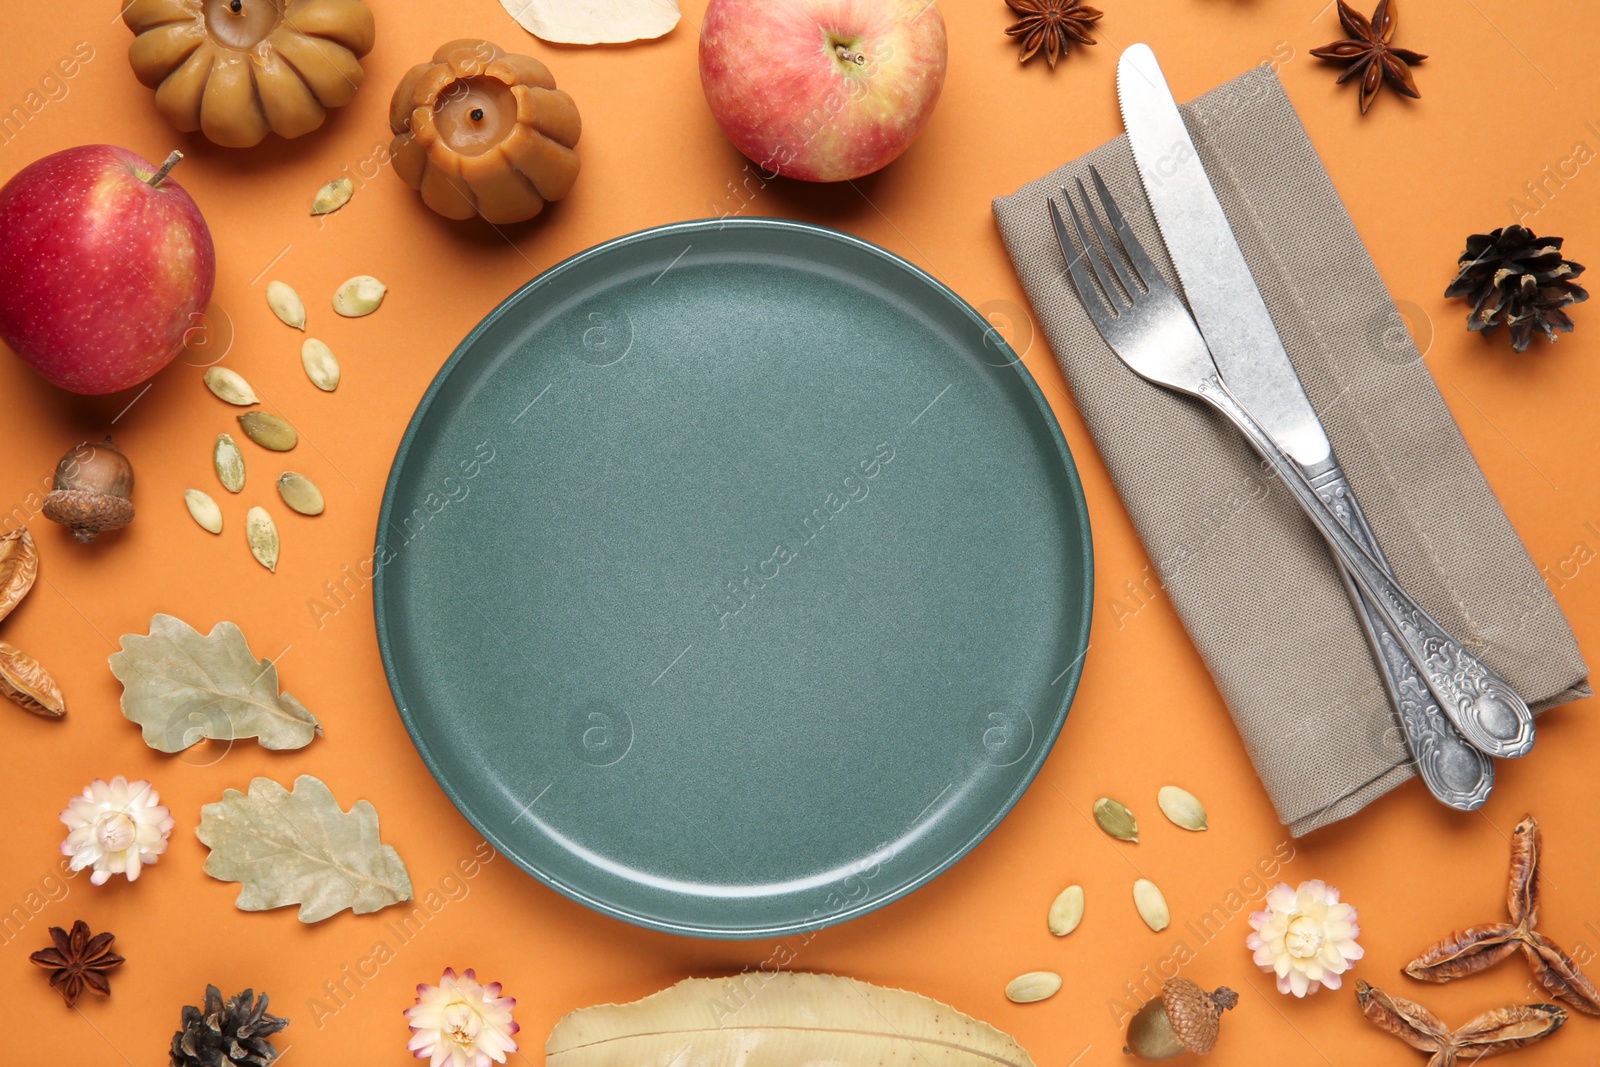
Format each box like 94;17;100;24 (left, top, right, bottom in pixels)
992;64;1589;835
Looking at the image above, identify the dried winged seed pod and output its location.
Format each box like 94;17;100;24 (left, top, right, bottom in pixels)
0;641;65;717
42;438;135;543
0;527;40;624
1356;980;1566;1062
1125;978;1238;1059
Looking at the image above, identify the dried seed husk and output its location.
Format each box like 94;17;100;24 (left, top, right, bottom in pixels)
184;489;223;534
238;412;298;452
1454;1001;1567;1057
1157;785;1208;831
202;366;259;405
1004;971;1061;1004
1048;884;1084;936
276;472;324;516
0;641;64;717
332;275;386;317
214;434;246;493
0;527;39;625
1094;797;1139;841
311;177;353;216
245;507;279;572
301;338;340;391
1133;878;1169;932
266;280;306;330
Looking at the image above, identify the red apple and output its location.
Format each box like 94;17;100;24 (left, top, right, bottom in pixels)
0;145;215;395
699;0;947;183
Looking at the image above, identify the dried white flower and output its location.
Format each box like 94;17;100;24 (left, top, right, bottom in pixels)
59;776;174;885
1247;879;1363;996
406;968;519;1067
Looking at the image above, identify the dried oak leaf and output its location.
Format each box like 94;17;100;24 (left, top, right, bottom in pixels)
109;614;319;753
499;0;680;44
0;527;39;624
0;640;65;717
197;775;412;923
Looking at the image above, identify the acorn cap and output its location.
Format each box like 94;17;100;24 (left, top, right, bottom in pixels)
42;490;134;543
1161;978;1238;1055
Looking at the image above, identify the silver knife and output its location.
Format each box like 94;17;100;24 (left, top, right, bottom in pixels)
1115;43;1527;806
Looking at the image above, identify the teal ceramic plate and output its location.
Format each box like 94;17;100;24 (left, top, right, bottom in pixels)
374;218;1093;938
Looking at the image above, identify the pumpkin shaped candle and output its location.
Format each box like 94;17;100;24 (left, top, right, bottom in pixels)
123;0;375;148
389;39;581;225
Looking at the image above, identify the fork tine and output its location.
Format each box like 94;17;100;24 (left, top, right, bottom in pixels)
1075;177;1141;302
1088;166;1159;291
1047;198;1116;331
1062;187;1126;312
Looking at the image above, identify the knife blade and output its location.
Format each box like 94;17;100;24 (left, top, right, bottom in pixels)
1115;43;1330;468
1114;43;1521;797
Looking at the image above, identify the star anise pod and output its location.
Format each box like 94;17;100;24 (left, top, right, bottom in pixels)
1356;981;1567;1063
1005;0;1102;69
1310;0;1426;114
29;920;124;1007
1405;816;1600;1015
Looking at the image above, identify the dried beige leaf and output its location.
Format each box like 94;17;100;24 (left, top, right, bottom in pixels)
0;641;64;717
203;366;259;405
499;0;681;45
0;527;39;625
110;614;317;751
198;774;411;922
214;433;246;493
548;973;1037;1067
1134;878;1170;932
246;507;279;571
238;412;298;452
301;338;340;391
1004;971;1062;1004
1158;785;1208;831
332;275;386;317
311;177;353;216
1094;796;1138;841
266;280;306;329
184;489;223;534
276;472;324;516
1048;884;1084;936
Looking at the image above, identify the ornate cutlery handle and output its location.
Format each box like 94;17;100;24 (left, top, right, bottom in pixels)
1197;377;1534;759
1308;467;1494;808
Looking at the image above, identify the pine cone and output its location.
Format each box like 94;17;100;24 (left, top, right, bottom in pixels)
1445;225;1588;352
169;985;287;1067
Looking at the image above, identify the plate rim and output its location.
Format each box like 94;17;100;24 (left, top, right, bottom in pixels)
373;216;1094;939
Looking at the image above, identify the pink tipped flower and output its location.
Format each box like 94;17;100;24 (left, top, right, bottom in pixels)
1247;880;1363;997
405;968;519;1067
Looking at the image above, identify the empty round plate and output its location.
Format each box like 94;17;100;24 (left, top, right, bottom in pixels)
374;218;1093;938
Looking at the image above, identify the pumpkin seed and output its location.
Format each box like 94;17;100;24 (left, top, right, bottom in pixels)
276;472;324;516
238;412;298;452
1094;797;1139;842
311;177;354;216
1157;785;1208;832
332;275;386;317
301;338;340;391
214;434;246;493
1133;878;1170;932
266;280;306;329
203;366;259;405
1004;971;1062;1004
1048;885;1084;936
184;489;223;534
245;507;279;572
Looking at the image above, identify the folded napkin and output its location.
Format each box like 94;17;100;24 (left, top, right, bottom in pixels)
993;64;1589;835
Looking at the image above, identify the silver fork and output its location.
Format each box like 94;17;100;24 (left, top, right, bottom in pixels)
1047;167;1534;778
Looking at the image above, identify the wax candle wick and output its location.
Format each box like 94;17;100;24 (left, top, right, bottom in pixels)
229;0;242;11
471;108;484;121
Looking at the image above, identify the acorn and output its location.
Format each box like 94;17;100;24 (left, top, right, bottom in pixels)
42;438;135;543
1124;978;1238;1060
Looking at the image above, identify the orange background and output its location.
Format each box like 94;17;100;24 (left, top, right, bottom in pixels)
2;1;1598;1064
